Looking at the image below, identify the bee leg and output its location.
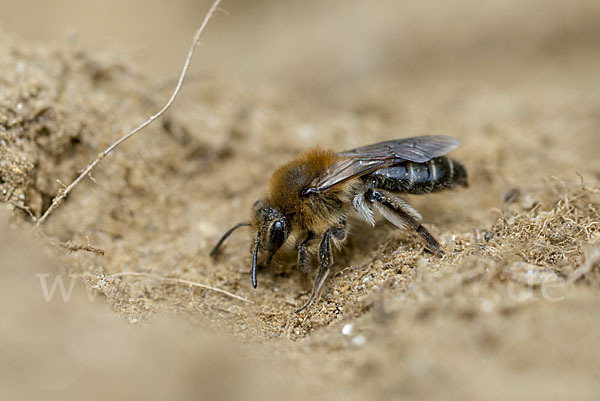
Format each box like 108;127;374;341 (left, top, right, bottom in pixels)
365;189;444;255
296;229;334;313
415;225;444;256
330;217;347;242
297;231;314;274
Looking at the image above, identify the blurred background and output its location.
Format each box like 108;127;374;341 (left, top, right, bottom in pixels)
2;0;599;87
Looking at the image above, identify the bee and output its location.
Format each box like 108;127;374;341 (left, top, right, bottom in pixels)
210;136;467;312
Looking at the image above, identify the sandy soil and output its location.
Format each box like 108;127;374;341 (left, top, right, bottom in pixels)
1;1;600;400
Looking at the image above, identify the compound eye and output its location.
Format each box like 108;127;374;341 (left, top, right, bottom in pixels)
269;220;286;250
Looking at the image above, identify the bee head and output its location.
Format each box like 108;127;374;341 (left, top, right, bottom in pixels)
250;200;290;288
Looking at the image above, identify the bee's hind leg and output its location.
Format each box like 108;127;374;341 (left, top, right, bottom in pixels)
365;189;444;256
296;221;346;313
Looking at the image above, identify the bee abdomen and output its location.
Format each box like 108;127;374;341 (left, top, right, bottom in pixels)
363;157;467;194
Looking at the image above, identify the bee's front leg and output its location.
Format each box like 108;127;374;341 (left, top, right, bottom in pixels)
296;221;347;313
297;231;314;274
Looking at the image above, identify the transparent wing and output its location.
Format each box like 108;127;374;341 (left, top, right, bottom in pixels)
339;135;459;162
307;136;459;194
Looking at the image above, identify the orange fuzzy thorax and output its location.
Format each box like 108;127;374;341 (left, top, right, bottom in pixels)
267;148;339;221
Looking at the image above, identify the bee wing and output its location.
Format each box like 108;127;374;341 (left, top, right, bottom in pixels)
308;136;459;193
339;135;459;162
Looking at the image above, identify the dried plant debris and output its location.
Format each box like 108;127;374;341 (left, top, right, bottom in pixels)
487;180;599;272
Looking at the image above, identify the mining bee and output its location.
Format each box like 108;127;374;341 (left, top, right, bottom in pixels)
211;136;467;312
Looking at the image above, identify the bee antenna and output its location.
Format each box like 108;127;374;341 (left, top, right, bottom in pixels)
251;232;261;288
209;222;251;257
